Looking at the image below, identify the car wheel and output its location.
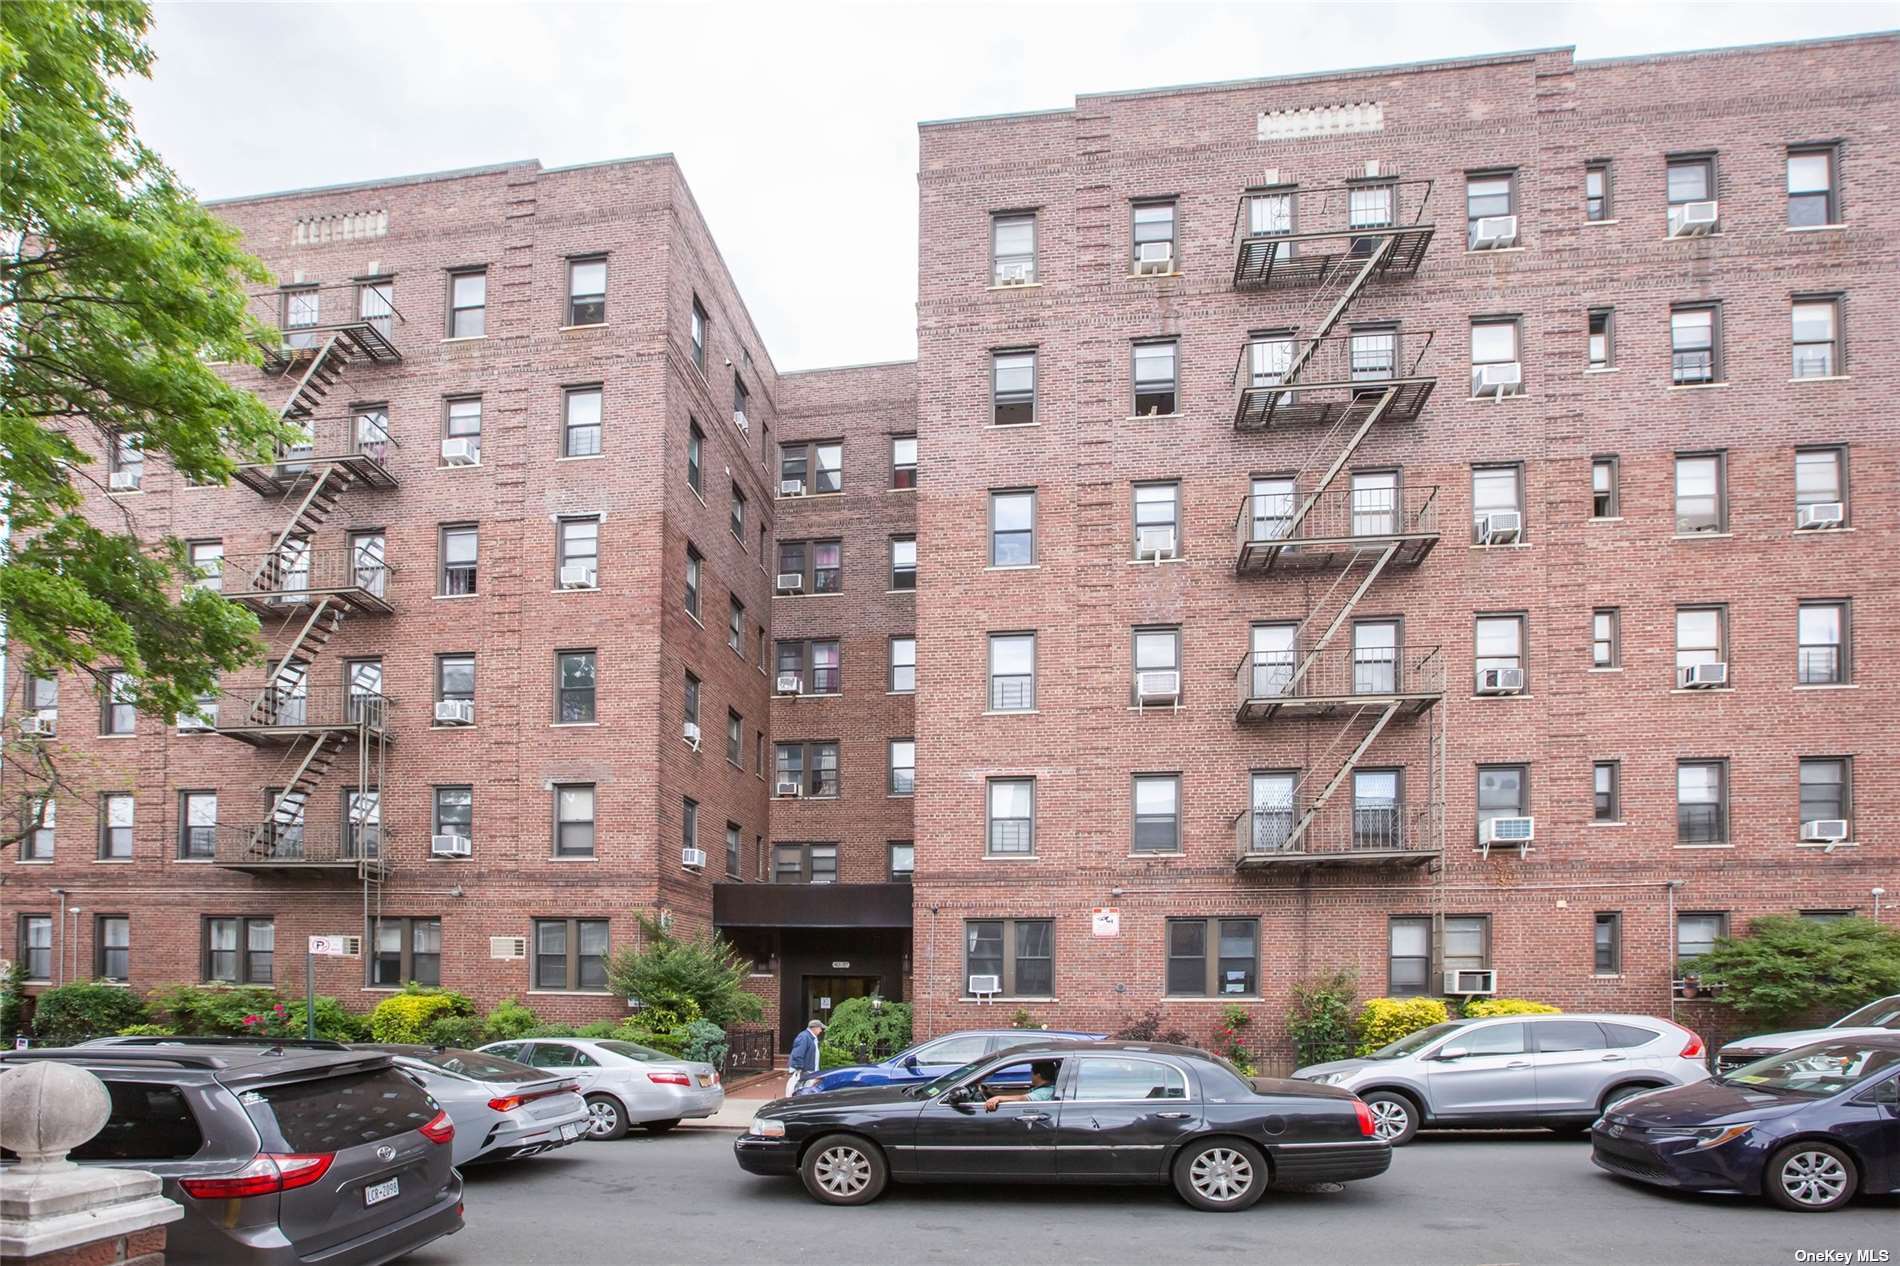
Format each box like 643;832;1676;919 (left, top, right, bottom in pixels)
641;1118;682;1134
1766;1141;1858;1212
799;1133;888;1206
1361;1091;1419;1145
1172;1138;1267;1212
583;1094;628;1141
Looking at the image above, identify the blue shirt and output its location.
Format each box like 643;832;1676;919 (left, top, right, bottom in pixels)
789;1028;821;1073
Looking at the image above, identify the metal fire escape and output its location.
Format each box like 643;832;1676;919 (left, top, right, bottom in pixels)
212;283;402;887
1225;171;1445;869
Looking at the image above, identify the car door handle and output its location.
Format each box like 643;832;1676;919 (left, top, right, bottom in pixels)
1018;1112;1050;1123
1154;1111;1193;1120
1599;1054;1627;1062
1504;1061;1531;1069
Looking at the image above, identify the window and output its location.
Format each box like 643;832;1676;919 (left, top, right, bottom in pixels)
1591;457;1619;518
772;843;837;885
100;792;134;859
1353;768;1402;848
1677;760;1728;845
282;286;319;347
1666;156;1714;228
440;525;477;595
686;421;703;493
262;787;306;855
725;823;742;878
690;297;707;371
28;674;57;733
1476;766;1528;839
353;404;390;461
987;778;1035;856
889;637;916;693
1474;614;1525;683
1670;305;1720;385
1471;465;1522;543
726;710;743;765
20;916;52;981
558;517;599;587
95;915;129;982
1797;601;1848;685
683;672;700;731
889;740;916;796
1674;453;1725;533
1594;913;1621;974
1799;757;1851;833
683;544;701;618
1588;310;1613;369
1131;200;1176;268
562;386;603;457
1585;161;1612;221
1246;475;1293;542
1132;340;1178;416
1134;626;1181;704
775;741;839;798
777;639;840;695
990;490;1036;566
436;654;474;712
1469;319;1520;394
682;797;698;857
728;596;745;653
1795;447;1847;522
1675;607;1726;677
533;918;609;991
733;374;750;432
1594;761;1621;822
205;917;273;985
964;919;1052;996
565;256;606;326
1133;775;1181;853
442;397;483;466
557;651;597;723
188;540;224;592
888;841;914;881
1787;147;1839;227
1443;916;1490;979
107;430;143;491
890;537;916;590
178;791;217;859
554;785;595;857
432;786;472;847
991;213;1036;283
370;917;441;987
1132;483;1180;557
892;435;918;488
992;351;1035;425
1388;917;1430;995
349;531;386;599
779;441;842;496
1465;171;1516;248
777;538;843;594
1166;918;1257;996
1676;912;1726;966
448;269;486;337
342;788;380;859
1792;298;1842;378
21;797;54;861
102;670;135;735
987;633;1035;711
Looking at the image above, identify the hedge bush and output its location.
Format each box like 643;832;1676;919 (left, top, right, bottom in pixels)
116;1023;173;1037
605;918;761;1027
0;960;28;1041
422;1015;486;1048
148;984;282;1035
1354;997;1450;1056
1288;971;1358;1068
482;998;539;1041
368;989;474;1044
32;982;151;1043
1464;998;1561;1018
287;996;370;1042
577;1020;620;1039
824;997;912;1062
680;1019;728;1068
519;1023;579;1039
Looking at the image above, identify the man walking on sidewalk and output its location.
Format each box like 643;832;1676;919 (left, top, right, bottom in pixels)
786;1019;825;1097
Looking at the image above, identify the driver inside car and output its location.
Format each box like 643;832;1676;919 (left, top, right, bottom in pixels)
983;1060;1060;1112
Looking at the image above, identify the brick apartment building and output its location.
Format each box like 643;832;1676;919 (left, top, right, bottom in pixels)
4;33;1896;1060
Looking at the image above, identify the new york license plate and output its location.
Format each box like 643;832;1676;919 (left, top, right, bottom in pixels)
364;1178;399;1206
697;1074;713;1087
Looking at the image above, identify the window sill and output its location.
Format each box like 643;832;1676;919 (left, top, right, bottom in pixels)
1589;821;1628;828
981;854;1038;862
888;485;918;494
526;989;615;997
558;453;606;462
1786;224;1846;233
1465;245;1525;254
1791;526;1854;535
12;859;53;865
1584;219;1620;226
441;335;487;344
1469;693;1534;700
1465;394;1532;402
1164;995;1263;1003
431;723;477;731
1583;368;1620;375
1673;531;1732;541
106;489;144;497
1126;270;1184;280
1793;683;1856;691
1791;375;1850;384
1795;840;1858;850
776;591;844;599
1674;843;1734;850
93;859;135;865
1124;414;1183;423
1662;230;1724;239
960;996;1056;1003
98;733;137;740
683;611;703;628
988;421;1042;430
170;857;215;863
1589;515;1624;523
550;721;602;728
558;323;609;333
1667;382;1730;392
983;709;1039;717
987;282;1043;291
984;564;1040;572
1670;687;1734;695
778;491;844;503
1469;542;1532;550
687;484;706;508
786;692;844;701
433;594;481;602
888;794;915;801
887;588;917;596
1129;851;1183;859
545;856;598;863
1587;667;1624;673
1592;974;1625;980
1127;556;1187;566
887;690;915;697
551;587;601;594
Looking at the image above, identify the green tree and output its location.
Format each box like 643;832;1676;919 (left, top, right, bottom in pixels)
1691;915;1900;1027
1286;971;1357;1068
1;1;287;849
605;917;763;1028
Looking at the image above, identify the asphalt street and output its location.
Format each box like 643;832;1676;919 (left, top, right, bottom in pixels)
409;1128;1898;1266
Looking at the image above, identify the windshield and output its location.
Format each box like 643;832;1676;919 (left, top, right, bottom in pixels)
1831;998;1900;1029
1369;1021;1469;1060
411;1048;543;1082
1725;1041;1900;1097
916;1058;991;1098
594;1040;674;1063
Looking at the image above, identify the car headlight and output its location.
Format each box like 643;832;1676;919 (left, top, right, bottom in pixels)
750;1117;786;1138
1675;1121;1757;1150
1303;1072;1347;1086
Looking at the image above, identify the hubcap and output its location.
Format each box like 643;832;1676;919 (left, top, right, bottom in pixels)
1369;1100;1410;1141
1189;1147;1255;1202
587;1102;618;1137
1781;1151;1848;1206
814;1145;871;1197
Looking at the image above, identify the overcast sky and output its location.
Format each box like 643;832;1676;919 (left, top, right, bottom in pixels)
126;2;1893;371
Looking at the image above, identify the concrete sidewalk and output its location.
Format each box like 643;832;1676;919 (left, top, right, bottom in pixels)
680;1097;774;1131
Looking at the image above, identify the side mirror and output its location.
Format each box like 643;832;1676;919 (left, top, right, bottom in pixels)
902;1054;920;1070
1436;1046;1469;1061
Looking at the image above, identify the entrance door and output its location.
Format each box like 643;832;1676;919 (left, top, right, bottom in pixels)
804;975;878;1032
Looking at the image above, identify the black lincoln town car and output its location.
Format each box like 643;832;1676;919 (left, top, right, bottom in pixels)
733;1040;1390;1211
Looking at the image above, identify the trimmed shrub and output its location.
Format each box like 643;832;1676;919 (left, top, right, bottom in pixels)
823;997;912;1062
1288;971;1358;1068
423;1014;485;1048
519;1023;579;1039
1113;1006;1191;1046
680;1019;728;1068
148;984;281;1036
605;918;762;1028
0;959;28;1041
482;998;539;1041
116;1023;173;1037
285;996;369;1042
611;1020;685;1056
1354;997;1450;1056
818;1040;858;1070
1464;998;1561;1018
577;1020;620;1039
369;990;473;1044
32;982;151;1043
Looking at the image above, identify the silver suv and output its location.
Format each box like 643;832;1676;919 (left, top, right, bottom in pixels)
1293;1013;1710;1144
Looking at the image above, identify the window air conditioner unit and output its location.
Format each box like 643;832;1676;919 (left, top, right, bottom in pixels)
968;974;1002;996
775;672;802;695
559;563;597;589
682;720;702;749
1481;817;1535;847
489;936;527;960
1444;969;1498;996
18;715;53;737
776;572;805;594
109;470;139;491
1800;819;1850;844
1136;670;1181;703
431;834;472;858
1479;511;1523;544
779;479;805;497
1472;362;1523;398
681;847;707;870
434;699;474;725
1678;662;1729;689
733;410;749;434
1471;215;1519;248
1671;200;1719;236
1136;526;1177;560
995;262;1034;286
441;437;478;465
775;780;802;798
1475;667;1526;695
1135;242;1174;274
335;936;363;958
1796;502;1845;530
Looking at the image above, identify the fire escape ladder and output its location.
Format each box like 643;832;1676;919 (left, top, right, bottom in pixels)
1277;701;1402;854
1282;541;1401;695
248;733;340;855
254;465;353;589
1288;232;1397;362
1283;385;1399;538
279;333;352;422
247;599;344;724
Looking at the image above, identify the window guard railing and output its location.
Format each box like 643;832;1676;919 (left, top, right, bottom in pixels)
212;677;393;732
1234;484;1438;551
223;549;392;602
1233;800;1441;860
209;824;382;867
1232;178;1434;251
1234;644;1444;708
1230;329;1434;396
252;282;408;345
1676;803;1727;846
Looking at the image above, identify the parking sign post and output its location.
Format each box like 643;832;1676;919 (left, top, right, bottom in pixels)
306;936;352;1040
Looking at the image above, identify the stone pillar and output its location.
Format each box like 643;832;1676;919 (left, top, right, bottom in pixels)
0;1061;183;1266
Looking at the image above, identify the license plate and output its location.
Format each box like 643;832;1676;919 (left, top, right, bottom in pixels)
697;1074;713;1087
562;1121;586;1140
364;1178;399;1207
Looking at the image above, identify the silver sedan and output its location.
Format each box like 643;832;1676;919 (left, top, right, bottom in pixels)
358;1044;592;1166
477;1038;724;1140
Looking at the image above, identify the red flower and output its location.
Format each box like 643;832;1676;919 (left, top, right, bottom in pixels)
242;1014;260;1025
272;1003;287;1013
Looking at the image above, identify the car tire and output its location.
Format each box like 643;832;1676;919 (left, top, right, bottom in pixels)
583;1094;628;1141
799;1133;888;1206
1361;1091;1420;1146
1172;1137;1268;1212
1765;1141;1858;1212
641;1118;682;1134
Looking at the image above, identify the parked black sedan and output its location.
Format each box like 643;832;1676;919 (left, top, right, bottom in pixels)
1592;1034;1900;1211
733;1040;1389;1212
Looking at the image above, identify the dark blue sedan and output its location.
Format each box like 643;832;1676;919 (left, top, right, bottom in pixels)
795;1028;1104;1096
1592;1034;1900;1211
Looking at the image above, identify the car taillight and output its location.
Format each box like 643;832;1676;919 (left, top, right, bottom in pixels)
419;1109;455;1145
1680;1031;1705;1059
487;1081;582;1113
1353;1099;1377;1138
647;1072;691;1086
180;1152;333;1200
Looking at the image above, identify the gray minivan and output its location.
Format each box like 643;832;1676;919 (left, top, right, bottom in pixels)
1;1042;463;1265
